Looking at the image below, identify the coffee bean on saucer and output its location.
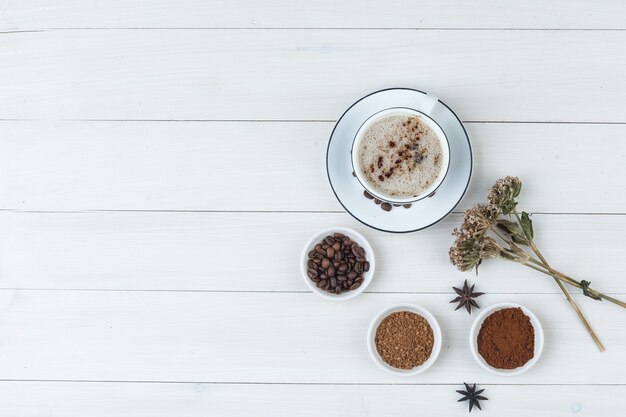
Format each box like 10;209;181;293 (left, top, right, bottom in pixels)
306;233;368;295
381;202;392;211
363;190;374;199
403;204;412;209
373;198;382;205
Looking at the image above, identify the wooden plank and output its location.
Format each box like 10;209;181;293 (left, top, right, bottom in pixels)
2;30;626;121
2;211;626;294
0;381;622;417
2;1;626;30
1;122;625;212
0;291;624;383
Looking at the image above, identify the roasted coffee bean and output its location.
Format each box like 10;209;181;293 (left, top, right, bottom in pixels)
333;232;345;238
356;256;366;263
307;259;315;269
317;280;327;289
338;264;348;273
374;198;382;205
350;282;362;291
347;279;353;286
333;261;340;268
337;274;346;282
327;266;336;277
343;237;351;246
330;277;337;288
363;261;370;272
334;252;342;262
381;202;392;212
355;276;364;284
308;250;316;258
354;263;363;274
343;282;350;289
311;277;320;283
312;257;321;264
307;269;318;279
363;190;374;199
320;273;327;280
347;271;357;280
334;286;341;294
315;244;322;251
321;258;331;269
356;246;365;257
332;241;341;251
326;247;335;258
403;204;412;209
324;236;335;245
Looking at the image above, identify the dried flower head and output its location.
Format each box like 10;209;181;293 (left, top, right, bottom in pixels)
449;231;502;272
488;176;522;214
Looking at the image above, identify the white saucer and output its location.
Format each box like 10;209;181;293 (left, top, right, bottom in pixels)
326;88;472;233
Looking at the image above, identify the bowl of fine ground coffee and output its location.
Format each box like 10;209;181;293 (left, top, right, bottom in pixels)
367;303;442;376
469;303;544;376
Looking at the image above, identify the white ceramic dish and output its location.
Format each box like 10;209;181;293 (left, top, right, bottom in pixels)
327;88;472;233
367;303;442;376
469;303;544;376
300;227;375;301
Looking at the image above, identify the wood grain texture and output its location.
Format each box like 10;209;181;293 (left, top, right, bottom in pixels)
1;381;622;417
2;211;626;294
0;291;624;384
2;30;626;121
2;2;626;416
1;122;625;212
2;0;626;30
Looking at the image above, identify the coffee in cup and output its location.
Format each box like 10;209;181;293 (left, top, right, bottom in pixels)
352;107;449;203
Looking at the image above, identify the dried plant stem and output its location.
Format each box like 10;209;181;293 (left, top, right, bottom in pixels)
522;261;605;351
490;220;626;308
512;212;605;352
525;259;626;308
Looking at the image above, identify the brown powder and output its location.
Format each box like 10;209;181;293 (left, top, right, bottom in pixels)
374;311;434;369
477;307;535;369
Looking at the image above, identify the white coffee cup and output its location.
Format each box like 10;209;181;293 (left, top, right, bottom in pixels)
351;95;450;204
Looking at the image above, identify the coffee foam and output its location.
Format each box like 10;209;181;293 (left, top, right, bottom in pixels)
357;113;443;198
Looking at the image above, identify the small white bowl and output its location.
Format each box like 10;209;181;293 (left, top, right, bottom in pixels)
300;227;375;301
367;303;442;376
469;303;544;376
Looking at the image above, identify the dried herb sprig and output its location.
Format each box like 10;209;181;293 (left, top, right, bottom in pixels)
450;176;626;351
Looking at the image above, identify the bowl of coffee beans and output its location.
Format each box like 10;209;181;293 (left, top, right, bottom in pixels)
469;303;544;376
301;227;375;301
367;303;442;376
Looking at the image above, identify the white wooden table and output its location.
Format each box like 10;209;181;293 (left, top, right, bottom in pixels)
1;1;626;415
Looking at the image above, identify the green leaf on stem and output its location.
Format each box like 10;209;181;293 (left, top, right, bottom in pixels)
581;280;602;301
520;211;534;240
497;219;528;245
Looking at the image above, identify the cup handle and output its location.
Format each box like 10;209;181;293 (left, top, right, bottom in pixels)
419;93;439;116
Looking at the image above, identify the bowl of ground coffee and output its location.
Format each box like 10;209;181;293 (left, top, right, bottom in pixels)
367;303;442;376
469;303;544;376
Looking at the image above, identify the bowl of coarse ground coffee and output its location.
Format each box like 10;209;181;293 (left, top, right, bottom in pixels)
367;303;442;376
469;303;544;376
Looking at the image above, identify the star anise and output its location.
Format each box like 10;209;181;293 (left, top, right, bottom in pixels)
450;279;484;314
456;382;488;412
